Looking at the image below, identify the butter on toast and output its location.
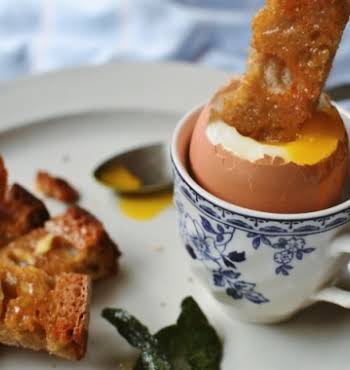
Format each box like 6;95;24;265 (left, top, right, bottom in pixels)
0;158;118;361
0;260;91;360
1;207;120;280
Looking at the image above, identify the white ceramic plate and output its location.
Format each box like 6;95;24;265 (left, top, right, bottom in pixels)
0;62;349;370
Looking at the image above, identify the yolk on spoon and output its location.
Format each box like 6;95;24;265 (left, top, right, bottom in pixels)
98;165;142;192
98;165;172;221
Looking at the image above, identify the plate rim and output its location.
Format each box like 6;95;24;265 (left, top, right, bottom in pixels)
0;62;229;134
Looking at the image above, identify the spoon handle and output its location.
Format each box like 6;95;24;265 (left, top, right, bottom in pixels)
326;84;350;102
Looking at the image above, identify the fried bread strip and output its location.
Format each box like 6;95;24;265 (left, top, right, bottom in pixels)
36;171;80;204
0;207;120;280
0;159;50;247
0;184;50;247
219;0;350;142
0;261;91;360
0;157;7;201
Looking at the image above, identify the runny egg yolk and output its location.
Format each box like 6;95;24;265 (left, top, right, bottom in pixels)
279;107;345;166
97;165;173;221
118;190;173;221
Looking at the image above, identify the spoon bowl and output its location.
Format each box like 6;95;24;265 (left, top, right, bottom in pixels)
94;143;173;195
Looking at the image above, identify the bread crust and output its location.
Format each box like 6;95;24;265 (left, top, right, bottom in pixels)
0;158;119;360
0;184;50;247
0;157;7;201
1;207;120;280
36;171;80;204
0;160;50;246
220;0;350;142
0;261;91;360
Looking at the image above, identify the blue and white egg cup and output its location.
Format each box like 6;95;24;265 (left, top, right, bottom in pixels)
171;104;350;324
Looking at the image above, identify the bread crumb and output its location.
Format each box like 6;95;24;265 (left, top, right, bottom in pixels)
35;171;80;204
153;246;164;253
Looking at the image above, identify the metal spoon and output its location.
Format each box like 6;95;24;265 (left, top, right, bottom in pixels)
326;84;350;102
94;143;173;195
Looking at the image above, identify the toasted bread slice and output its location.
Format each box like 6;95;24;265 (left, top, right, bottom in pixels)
0;184;50;247
220;0;350;142
1;207;120;280
0;260;91;360
0;157;7;201
36;171;80;204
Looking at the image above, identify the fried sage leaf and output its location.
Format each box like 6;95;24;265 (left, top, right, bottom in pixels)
102;297;222;370
102;308;172;370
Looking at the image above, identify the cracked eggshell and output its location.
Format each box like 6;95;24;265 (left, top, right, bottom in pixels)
189;102;349;214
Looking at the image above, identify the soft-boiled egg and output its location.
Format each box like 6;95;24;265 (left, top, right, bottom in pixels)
189;90;349;214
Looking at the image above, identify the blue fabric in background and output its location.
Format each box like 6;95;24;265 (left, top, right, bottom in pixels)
0;0;349;107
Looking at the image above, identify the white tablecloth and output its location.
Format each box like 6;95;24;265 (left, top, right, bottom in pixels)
0;0;349;107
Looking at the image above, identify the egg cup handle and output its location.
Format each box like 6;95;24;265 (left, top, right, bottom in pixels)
312;233;350;308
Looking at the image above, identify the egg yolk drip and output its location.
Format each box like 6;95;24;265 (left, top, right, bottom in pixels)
118;191;173;221
96;164;173;221
279;107;345;166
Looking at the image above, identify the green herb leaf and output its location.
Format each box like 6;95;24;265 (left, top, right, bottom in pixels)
155;298;222;370
177;297;209;328
155;326;191;370
102;308;172;370
102;297;222;370
102;308;157;350
180;324;222;370
139;349;173;370
135;298;222;370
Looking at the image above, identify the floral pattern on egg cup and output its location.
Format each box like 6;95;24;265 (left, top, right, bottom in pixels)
178;208;270;304
173;168;348;306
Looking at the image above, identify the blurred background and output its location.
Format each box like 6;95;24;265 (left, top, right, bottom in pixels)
0;0;349;99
